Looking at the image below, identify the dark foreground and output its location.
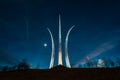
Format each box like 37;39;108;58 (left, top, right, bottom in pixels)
0;66;120;80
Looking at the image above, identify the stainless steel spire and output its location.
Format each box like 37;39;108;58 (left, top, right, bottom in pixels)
47;28;55;69
58;14;63;65
65;25;75;68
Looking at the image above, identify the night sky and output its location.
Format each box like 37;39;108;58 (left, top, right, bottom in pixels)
0;0;120;69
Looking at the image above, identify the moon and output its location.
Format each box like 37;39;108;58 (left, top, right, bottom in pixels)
44;43;47;47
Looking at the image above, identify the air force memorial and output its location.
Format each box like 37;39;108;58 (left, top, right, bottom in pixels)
47;14;75;69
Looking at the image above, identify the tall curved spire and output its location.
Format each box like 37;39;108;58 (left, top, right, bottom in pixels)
65;25;75;68
47;28;55;69
58;14;63;65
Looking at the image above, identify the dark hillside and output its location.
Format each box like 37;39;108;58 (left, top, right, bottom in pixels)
0;66;120;80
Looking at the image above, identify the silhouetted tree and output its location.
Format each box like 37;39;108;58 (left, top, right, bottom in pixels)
86;57;94;68
10;65;17;71
116;57;120;67
2;66;9;71
108;59;115;68
79;64;83;68
103;58;109;68
36;64;40;69
17;59;30;70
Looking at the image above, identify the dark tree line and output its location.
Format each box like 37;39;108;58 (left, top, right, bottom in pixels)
1;57;120;71
1;59;31;72
84;57;120;68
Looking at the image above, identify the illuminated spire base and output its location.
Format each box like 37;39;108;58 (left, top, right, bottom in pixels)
58;51;62;65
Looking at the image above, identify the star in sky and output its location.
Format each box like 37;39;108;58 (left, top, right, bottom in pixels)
43;43;48;47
